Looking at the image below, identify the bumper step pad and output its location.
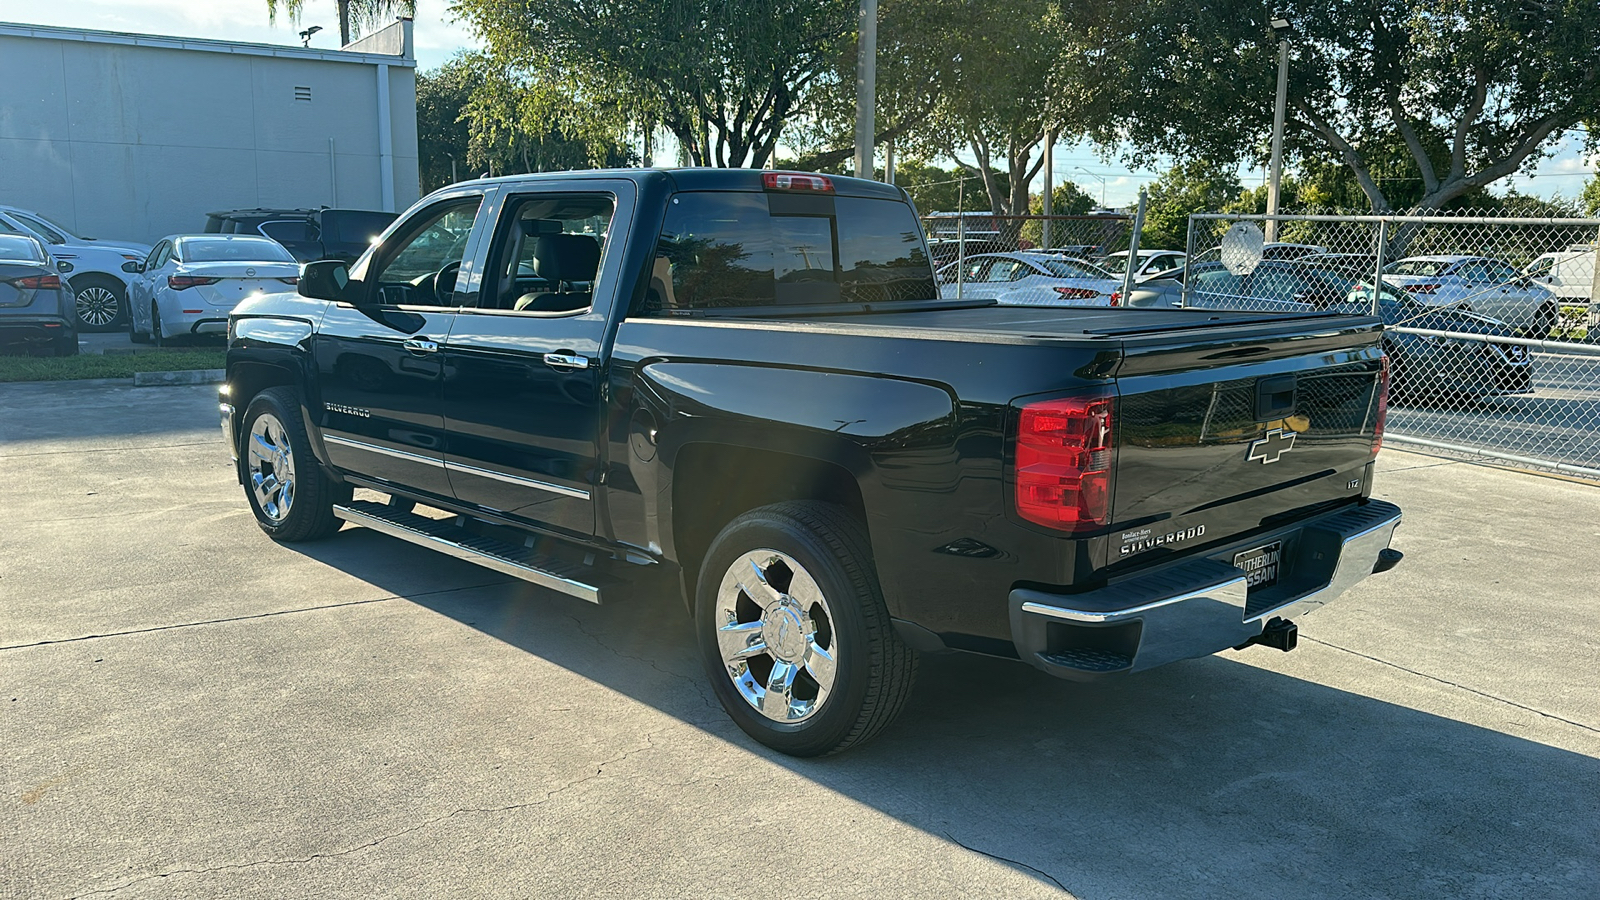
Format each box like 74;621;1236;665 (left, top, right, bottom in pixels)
333;500;620;604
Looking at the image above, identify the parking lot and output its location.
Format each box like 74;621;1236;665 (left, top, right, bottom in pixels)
4;380;1598;899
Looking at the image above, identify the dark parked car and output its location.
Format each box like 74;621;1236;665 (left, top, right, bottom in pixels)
1130;261;1532;402
221;168;1401;756
0;233;78;356
204;208;398;264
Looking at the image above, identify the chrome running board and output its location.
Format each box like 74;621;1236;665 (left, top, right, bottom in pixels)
334;500;611;604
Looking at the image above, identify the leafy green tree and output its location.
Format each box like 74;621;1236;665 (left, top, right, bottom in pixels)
1032;181;1097;217
786;0;948;172
903;0;1075;220
893;162;1006;214
1140;161;1242;250
1072;0;1600;213
415;54;633;191
416;58;474;191
460;56;635;175
1581;174;1600;216
265;0;415;46
453;0;854;168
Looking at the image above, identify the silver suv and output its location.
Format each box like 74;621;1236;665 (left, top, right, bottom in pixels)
0;206;151;332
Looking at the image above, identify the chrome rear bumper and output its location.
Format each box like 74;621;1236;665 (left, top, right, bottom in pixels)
1010;500;1402;680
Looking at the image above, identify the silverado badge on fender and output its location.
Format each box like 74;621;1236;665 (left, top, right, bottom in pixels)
1248;428;1297;464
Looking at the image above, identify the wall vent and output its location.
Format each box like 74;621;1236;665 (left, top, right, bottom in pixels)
294;86;312;102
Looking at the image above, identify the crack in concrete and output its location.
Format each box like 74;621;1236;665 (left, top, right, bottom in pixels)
66;733;663;899
564;613;725;718
1;580;508;653
1302;636;1600;735
941;830;1072;895
0;440;219;459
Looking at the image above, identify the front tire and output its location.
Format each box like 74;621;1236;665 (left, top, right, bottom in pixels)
240;387;348;542
696;501;918;757
72;276;127;332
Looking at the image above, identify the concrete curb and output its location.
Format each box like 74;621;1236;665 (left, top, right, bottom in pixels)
133;369;226;386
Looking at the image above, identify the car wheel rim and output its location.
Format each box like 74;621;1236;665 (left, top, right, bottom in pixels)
247;413;296;523
714;549;837;724
76;286;120;326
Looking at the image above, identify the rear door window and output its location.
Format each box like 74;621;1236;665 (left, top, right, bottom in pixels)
260;220;316;243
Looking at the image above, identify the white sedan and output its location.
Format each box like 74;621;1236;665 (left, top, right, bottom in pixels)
1382;255;1558;334
937;252;1123;306
126;235;300;345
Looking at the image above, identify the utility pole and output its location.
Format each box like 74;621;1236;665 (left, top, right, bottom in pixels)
1042;132;1054;249
853;0;878;180
1075;166;1106;207
1266;16;1292;242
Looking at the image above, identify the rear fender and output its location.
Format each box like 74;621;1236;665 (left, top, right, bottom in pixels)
635;361;958;607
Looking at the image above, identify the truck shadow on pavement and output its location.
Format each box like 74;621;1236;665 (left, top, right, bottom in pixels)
292;530;1600;900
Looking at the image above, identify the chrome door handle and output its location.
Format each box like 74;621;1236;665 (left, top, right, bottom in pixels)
403;339;438;353
543;352;590;370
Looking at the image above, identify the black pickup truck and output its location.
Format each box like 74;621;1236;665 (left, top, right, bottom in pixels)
220;169;1402;756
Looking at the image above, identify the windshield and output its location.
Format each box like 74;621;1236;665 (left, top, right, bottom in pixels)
13;211;81;243
179;238;297;263
1386;259;1454;277
645;191;937;313
0;234;48;263
1039;258;1112;279
1099;254;1130;275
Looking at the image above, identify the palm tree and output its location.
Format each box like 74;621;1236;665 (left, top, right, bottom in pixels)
266;0;417;48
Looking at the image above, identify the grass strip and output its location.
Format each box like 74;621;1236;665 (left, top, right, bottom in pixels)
0;349;225;383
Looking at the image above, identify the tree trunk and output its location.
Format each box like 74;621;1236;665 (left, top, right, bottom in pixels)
338;1;352;46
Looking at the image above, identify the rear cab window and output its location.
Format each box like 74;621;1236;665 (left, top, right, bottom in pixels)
641;190;936;315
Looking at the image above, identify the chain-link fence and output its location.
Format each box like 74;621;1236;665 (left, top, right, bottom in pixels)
921;212;1133;266
1162;212;1600;480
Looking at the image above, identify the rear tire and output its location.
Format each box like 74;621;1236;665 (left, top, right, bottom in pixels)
240;387;349;542
696;501;918;757
72;276;127;332
52;334;79;357
151;303;167;348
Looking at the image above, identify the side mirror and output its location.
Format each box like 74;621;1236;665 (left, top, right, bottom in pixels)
121;260;143;274
298;259;359;303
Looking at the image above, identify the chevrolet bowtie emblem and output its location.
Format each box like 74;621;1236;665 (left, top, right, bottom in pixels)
1248;428;1296;464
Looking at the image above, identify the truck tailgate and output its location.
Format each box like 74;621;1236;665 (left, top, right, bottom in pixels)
1106;317;1384;569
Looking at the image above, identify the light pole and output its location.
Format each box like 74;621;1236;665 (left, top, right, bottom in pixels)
446;153;457;185
1266;16;1292;242
1074;166;1106;207
853;0;878;180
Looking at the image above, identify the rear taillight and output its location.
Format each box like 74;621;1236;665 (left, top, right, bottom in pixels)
8;274;61;289
1052;286;1100;301
1015;391;1115;532
1407;283;1440;294
762;171;834;192
278;277;299;285
1373;354;1389;455
169;275;221;290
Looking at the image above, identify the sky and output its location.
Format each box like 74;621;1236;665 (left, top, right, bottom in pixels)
5;0;1595;209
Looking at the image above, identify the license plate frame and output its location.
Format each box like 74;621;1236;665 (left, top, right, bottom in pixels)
1233;541;1283;590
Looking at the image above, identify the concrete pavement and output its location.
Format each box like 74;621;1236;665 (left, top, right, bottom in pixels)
3;380;1597;899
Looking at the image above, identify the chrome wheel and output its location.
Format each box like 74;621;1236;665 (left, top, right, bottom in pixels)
714;549;838;724
247;412;296;523
76;285;120;327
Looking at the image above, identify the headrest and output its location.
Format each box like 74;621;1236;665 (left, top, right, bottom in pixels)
520;218;562;237
533;234;601;283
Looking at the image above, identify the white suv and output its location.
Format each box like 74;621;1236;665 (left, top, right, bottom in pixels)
1524;246;1597;301
0;206;150;332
